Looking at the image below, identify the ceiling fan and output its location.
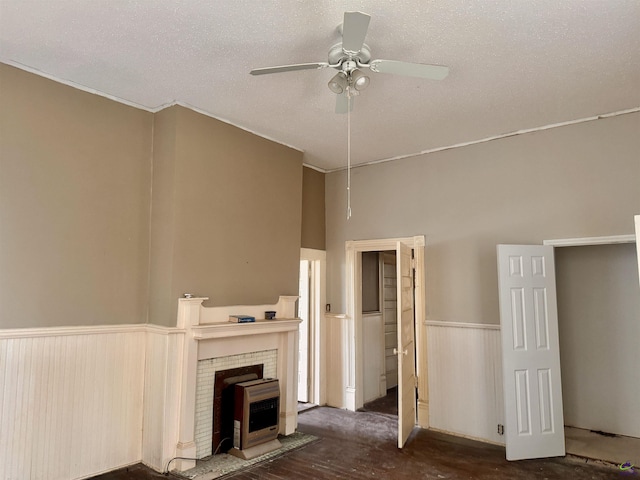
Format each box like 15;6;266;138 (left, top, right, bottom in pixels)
250;11;449;113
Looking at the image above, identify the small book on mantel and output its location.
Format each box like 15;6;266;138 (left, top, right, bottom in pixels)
229;315;255;323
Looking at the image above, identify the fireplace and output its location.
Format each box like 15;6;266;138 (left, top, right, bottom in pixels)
195;350;277;458
172;295;300;471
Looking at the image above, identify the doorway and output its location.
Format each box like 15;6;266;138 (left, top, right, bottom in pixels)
498;234;639;463
345;236;427;448
298;259;310;404
555;242;640;466
298;248;326;407
361;251;398;406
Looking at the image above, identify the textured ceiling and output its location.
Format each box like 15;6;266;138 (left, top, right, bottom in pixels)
1;0;639;171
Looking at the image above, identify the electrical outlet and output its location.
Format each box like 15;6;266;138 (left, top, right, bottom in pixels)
325;303;331;312
497;424;504;435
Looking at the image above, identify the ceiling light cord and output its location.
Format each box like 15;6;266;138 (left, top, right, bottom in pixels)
346;88;352;220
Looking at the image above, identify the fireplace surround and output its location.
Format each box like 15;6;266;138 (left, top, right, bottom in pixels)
173;296;300;471
195;353;276;457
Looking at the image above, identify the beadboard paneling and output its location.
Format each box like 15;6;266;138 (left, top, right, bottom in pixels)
426;322;504;444
0;327;146;480
324;314;348;409
141;328;183;473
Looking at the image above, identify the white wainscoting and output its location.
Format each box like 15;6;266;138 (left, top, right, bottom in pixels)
141;326;184;473
0;326;147;480
324;313;350;409
426;321;504;445
0;318;506;479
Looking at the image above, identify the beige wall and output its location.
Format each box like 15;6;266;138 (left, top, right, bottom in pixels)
1;64;304;329
301;166;326;250
148;106;179;327
149;106;304;326
326;112;640;323
0;64;153;328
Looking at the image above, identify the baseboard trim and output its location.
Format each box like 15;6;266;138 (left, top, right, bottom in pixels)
427;426;505;447
75;460;141;480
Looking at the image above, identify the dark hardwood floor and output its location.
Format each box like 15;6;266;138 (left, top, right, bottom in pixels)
226;406;616;480
93;403;618;480
359;387;398;416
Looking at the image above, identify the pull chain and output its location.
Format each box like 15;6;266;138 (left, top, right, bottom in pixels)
347;88;352;220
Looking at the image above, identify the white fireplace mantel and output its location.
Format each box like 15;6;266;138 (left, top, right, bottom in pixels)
173;295;300;471
192;319;301;340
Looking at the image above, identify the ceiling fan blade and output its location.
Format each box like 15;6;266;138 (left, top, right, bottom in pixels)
342;11;371;54
369;59;449;80
335;93;354;114
250;62;329;75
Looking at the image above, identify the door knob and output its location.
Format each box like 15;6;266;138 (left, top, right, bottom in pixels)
393;348;408;356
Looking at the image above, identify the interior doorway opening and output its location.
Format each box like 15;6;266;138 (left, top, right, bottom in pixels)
555;241;640;467
297;248;326;408
298;259;310;404
498;233;639;464
361;250;398;406
345;236;427;449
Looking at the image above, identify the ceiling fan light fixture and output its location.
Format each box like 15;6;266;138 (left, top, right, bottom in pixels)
328;71;348;94
351;69;370;91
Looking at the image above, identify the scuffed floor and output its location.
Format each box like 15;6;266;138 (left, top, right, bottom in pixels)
226;406;619;479
93;406;622;479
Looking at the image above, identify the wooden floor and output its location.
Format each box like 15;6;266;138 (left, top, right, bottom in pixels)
225;407;616;480
93;405;618;480
359;387;398;416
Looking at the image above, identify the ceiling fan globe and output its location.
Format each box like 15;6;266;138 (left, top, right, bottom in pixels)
328;71;348;94
351;69;370;91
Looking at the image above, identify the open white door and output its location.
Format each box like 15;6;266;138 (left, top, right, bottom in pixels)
396;241;416;448
497;244;565;461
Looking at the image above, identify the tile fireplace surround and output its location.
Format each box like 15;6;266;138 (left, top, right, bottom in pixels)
171;296;300;472
195;349;277;458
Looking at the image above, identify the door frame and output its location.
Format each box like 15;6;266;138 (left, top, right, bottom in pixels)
345;236;428;426
298;258;310;403
300;248;326;406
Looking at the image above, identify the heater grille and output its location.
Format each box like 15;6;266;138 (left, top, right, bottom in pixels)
249;397;279;433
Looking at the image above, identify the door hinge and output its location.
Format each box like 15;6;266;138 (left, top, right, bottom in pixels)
414;376;419;389
497;424;504;435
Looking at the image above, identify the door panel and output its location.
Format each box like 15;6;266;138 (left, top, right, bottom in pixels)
397;242;416;448
497;244;565;461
